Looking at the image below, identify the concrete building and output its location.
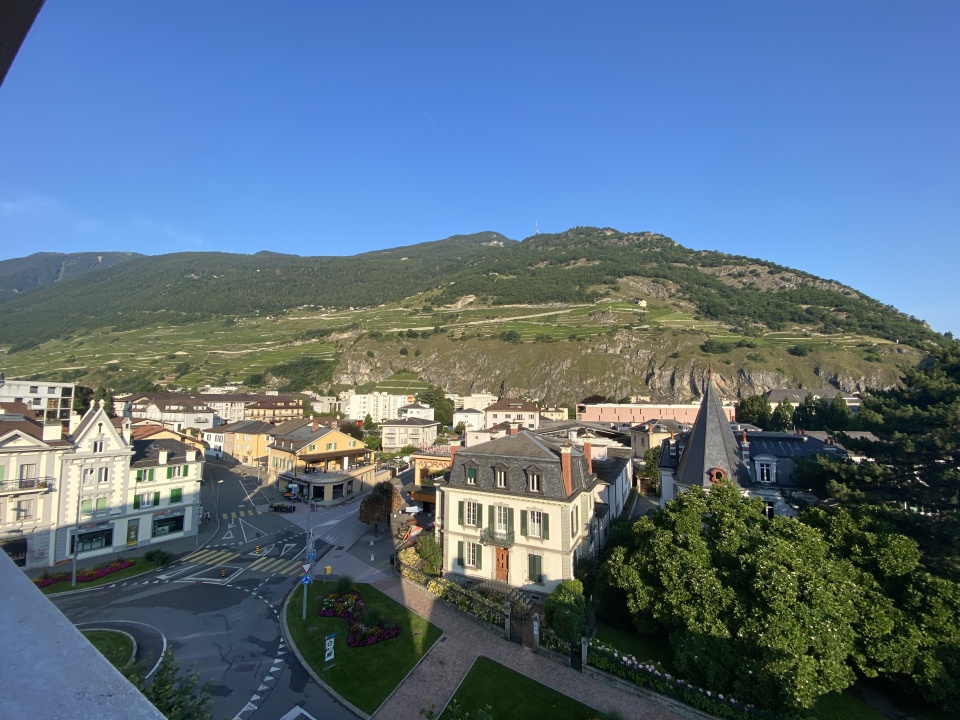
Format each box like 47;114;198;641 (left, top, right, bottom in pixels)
0;377;75;428
577;401;735;426
342;391;416;424
127;439;202;546
438;427;599;598
398;403;436;421
451;392;499;411
453;407;485;433
629;418;692;457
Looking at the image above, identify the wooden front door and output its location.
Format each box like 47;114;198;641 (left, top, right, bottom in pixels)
496;547;509;582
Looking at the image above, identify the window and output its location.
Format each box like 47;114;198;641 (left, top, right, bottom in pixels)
170;488;182;503
166;465;188;479
528;510;543;538
134;492;160;509
570;505;579;538
494;468;506;488
97;467;110;484
84;498;107;515
29;385;38;393
528;554;543;584
19;464;37;480
15;499;35;520
757;462;774;484
496;506;509;533
48;386;56;394
504;413;512;420
92;441;104;454
528;472;541;493
349;441;356;448
32;397;42;406
764;501;776;520
465;500;478;527
82;468;96;487
466;467;477;485
465;541;478;568
326;442;335;451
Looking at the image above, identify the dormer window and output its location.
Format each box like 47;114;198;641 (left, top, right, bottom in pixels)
465;467;477;485
525;466;543;493
494;468;506;488
708;467;726;485
92;441;104;454
757;461;775;485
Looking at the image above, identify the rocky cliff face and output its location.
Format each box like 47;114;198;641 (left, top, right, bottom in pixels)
329;331;916;404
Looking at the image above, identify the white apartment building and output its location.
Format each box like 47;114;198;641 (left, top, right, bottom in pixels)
342;391;416;424
0;376;75;428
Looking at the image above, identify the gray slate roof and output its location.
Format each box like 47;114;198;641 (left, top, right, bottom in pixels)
448;430;595;500
674;380;750;488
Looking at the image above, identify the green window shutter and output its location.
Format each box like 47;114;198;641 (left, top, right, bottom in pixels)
488;505;495;530
475;545;482;570
149;469;155;481
477;504;483;529
457;541;464;567
182;464;188;478
153;491;160;506
167;467;174;479
136;470;143;482
458;501;464;526
529;554;537;582
542;512;550;540
134;495;140;510
520;510;528;537
171;488;182;503
508;508;514;534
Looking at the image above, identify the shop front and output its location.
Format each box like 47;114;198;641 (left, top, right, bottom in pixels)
151;507;186;538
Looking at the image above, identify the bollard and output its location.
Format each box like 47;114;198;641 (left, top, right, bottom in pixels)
255;545;260;555
221;568;225;578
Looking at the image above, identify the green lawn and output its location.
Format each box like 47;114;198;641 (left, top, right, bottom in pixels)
82;629;135;670
441;656;603;720
286;581;442;715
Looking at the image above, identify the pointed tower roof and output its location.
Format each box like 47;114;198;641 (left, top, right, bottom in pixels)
675;379;749;489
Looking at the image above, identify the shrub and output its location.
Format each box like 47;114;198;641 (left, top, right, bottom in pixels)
336;575;354;595
544;579;586;643
145;549;174;567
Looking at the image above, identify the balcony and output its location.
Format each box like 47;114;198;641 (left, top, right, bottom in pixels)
0;477;54;494
480;527;515;548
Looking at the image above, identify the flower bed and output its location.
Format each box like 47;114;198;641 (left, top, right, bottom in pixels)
319;590;401;647
33;559;136;589
587;641;761;720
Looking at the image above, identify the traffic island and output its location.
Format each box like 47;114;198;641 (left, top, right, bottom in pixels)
283;579;443;716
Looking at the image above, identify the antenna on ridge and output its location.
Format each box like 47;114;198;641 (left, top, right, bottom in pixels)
535;220;539;235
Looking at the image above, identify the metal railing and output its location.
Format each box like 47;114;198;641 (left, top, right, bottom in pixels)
479;527;515;547
0;476;54;494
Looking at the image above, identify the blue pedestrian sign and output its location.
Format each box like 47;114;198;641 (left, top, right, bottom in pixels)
301;575;312;585
307;552;316;562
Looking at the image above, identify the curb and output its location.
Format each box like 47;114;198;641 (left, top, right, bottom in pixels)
81;626;139;671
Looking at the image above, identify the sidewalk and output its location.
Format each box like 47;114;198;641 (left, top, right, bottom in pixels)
371;577;697;720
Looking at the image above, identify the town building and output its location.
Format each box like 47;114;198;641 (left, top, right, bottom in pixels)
398;403;436;421
0;377;75;429
127;438;203;546
118;394;215;433
379;417;441;452
484;398;541;431
766;388;861;413
342;391;416;424
629;418;692;457
451;392;499;411
453;407;485;433
658;380;847;517
217;420;274;468
438;426;599;598
267;420;375;505
577;400;735;426
539;406;570;421
0;403;69;569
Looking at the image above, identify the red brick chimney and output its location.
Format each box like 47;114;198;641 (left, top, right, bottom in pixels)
560;442;573;496
583;440;593;474
508;422;520;436
312;418;319;432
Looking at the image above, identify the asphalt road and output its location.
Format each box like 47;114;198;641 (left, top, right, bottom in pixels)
54;463;367;720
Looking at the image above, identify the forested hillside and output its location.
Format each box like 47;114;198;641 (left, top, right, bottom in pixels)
0;228;939;349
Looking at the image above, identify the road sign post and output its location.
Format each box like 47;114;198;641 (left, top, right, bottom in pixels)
324;633;336;668
301;572;312;620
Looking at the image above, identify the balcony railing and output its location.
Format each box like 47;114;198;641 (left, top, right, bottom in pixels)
0;476;54;494
479;527;515;548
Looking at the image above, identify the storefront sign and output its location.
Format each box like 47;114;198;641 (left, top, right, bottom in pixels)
152;507;186;518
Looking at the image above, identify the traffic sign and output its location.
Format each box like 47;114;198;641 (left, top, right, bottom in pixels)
301;563;312;575
324;633;335;662
307;552;316;562
301;575;312;585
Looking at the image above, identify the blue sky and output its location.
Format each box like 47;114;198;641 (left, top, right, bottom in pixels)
1;1;957;335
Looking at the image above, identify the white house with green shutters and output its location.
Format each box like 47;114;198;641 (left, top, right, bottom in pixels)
437;426;598;598
127;438;203;546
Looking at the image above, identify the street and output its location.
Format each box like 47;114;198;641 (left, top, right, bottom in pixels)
52;461;398;720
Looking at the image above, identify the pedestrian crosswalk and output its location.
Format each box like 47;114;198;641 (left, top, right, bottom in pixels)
221;509;261;520
183;549;241;566
247;556;306;576
181;548;304;576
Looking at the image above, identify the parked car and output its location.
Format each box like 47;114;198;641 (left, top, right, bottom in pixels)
270;502;295;513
